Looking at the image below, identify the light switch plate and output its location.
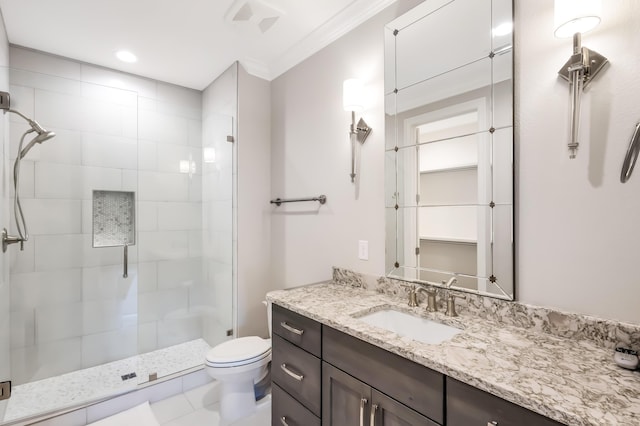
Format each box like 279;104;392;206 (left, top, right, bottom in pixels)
358;240;369;261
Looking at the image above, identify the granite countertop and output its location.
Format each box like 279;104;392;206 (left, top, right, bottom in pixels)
267;282;640;426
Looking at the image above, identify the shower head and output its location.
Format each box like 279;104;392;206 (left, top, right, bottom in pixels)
19;130;55;159
26;117;48;135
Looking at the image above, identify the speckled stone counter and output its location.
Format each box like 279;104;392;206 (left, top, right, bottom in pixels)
267;280;640;426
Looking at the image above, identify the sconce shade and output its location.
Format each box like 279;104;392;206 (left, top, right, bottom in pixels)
343;78;364;112
554;0;601;38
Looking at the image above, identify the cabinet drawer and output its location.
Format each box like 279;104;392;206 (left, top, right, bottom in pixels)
446;377;565;426
272;334;322;416
273;304;322;356
273;383;321;426
323;326;444;424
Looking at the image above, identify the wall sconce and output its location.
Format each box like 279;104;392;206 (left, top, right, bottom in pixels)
343;78;371;182
555;0;608;159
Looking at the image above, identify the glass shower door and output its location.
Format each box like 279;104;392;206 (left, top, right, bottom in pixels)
4;69;140;421
201;111;235;348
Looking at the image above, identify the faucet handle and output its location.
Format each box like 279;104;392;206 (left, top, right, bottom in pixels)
401;284;419;307
444;293;465;317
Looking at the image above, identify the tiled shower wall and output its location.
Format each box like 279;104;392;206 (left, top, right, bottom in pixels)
0;14;10;420
6;47;221;385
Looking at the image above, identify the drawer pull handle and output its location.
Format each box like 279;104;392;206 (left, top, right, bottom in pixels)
280;416;289;426
280;363;304;381
359;397;368;426
280;321;304;336
488;422;498;426
370;403;378;426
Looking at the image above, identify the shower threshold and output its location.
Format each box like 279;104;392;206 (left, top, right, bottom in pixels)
2;339;211;424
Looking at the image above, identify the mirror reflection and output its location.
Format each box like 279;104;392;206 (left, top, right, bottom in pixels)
385;0;514;299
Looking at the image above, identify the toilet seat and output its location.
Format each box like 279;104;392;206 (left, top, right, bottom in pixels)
206;336;271;368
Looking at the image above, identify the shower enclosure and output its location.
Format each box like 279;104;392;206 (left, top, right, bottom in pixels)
0;49;237;423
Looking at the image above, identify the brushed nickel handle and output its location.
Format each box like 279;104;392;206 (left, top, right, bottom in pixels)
280;363;304;381
488;421;498;426
280;321;304;335
370;403;378;426
123;245;128;278
359;397;368;426
280;416;289;426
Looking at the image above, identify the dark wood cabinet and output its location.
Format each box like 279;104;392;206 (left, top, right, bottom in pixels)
322;362;371;426
272;303;322;356
271;305;322;425
272;334;321;416
322;362;437;426
323;325;444;424
272;383;320;426
272;304;565;426
446;377;564;426
372;389;439;426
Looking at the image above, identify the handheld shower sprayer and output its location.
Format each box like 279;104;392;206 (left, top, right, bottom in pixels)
0;91;56;252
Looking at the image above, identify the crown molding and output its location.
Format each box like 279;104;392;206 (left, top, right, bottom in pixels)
243;0;398;81
240;56;271;81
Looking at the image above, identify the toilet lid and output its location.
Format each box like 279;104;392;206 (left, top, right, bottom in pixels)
206;336;271;365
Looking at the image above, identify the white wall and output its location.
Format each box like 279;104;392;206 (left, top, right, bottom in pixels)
237;66;271;338
272;0;640;324
271;1;424;288
516;0;640;323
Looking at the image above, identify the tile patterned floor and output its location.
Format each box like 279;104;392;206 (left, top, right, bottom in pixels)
150;382;271;426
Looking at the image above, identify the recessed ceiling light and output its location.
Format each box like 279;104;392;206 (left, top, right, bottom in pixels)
115;50;138;63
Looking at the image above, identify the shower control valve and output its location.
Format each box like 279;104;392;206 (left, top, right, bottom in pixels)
2;228;23;253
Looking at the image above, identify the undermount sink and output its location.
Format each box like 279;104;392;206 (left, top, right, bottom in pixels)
356;308;462;344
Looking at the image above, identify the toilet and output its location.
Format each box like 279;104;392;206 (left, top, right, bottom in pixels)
205;302;272;424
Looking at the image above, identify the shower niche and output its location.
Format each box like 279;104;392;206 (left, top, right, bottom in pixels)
92;190;135;278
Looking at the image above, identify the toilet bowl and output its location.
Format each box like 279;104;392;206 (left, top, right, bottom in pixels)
205;302;272;424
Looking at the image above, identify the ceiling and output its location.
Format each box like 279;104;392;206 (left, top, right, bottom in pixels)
0;0;396;90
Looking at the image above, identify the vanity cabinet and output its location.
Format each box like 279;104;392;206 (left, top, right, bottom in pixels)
446;377;564;426
271;305;322;425
271;304;565;426
323;325;444;424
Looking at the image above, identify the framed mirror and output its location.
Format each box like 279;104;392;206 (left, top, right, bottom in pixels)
384;0;514;299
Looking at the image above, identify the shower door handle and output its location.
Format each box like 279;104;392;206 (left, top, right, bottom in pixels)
123;245;128;278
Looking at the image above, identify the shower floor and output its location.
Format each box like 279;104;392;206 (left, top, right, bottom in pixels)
3;339;211;424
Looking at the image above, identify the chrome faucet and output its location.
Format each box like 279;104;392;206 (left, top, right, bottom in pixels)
442;276;463;317
442;276;458;288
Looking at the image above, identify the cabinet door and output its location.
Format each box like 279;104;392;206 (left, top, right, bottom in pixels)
322;362;371;426
371;390;439;426
323;326;444;423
